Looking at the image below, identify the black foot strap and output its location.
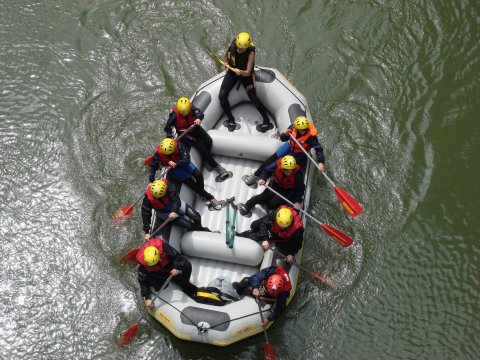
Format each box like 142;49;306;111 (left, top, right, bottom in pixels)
223;120;241;132
208;200;226;211
215;171;233;183
241;174;258;189
256;123;274;133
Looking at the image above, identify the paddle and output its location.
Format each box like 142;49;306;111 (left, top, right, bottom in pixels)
116;274;174;347
289;135;363;218
255;297;277;360
112;194;143;223
212;53;235;72
272;249;333;286
264;184;353;248
119;217;175;263
112;169;169;223
144;124;197;166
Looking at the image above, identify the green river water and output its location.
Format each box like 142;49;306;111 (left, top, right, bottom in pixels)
0;1;478;359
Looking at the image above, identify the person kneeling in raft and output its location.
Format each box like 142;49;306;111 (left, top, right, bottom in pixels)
232;265;292;326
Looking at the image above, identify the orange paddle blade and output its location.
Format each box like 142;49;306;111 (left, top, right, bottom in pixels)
334;186;363;218
119;248;139;263
311;271;334;286
264;342;277;360
112;205;134;223
320;223;353;248
144;155;153;167
116;323;138;347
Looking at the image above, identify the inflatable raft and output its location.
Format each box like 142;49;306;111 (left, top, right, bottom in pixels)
148;66;316;346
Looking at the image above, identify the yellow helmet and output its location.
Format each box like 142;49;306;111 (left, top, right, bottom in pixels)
150;180;167;198
176;97;191;116
294;116;309;130
236;32;252;49
160;138;176;155
276;208;293;228
144;246;160;266
281;155;296;170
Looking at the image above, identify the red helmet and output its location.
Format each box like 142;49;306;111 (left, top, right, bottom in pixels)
265;274;284;297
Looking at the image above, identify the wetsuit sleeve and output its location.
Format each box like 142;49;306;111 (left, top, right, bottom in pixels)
308;136;325;164
175;143;191;168
259;161;277;180
164;112;177;138
259;212;276;240
148;151;161;182
167;182;180;213
267;291;289;321
162;242;185;271
163;243;188;270
278;227;304;256
138;266;152;298
279;125;294;142
247;214;273;242
192;106;204;121
141;196;153;233
290;172;306;203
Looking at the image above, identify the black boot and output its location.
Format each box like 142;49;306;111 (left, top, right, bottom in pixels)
214;164;233;182
232;277;250;296
236;230;252;238
238;203;252;217
256;123;274;133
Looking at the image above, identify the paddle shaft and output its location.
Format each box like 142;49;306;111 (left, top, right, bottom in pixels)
145;124;196;166
256;297;277;360
117;167;168;217
288;135;335;185
176;124;196;141
289;134;363;219
131;194;144;207
150;215;174;238
256;297;270;342
213;53;235;72
133;275;173;325
119;218;174;263
264;184;323;228
272;249;333;285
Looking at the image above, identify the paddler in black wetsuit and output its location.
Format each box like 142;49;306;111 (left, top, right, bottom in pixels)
218;32;273;133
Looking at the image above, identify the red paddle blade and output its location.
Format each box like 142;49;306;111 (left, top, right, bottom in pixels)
334;186;363;218
116;323;138;347
311;272;334;286
112;205;134;223
263;342;277;360
119;248;139;263
320;223;353;248
144;156;153;167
